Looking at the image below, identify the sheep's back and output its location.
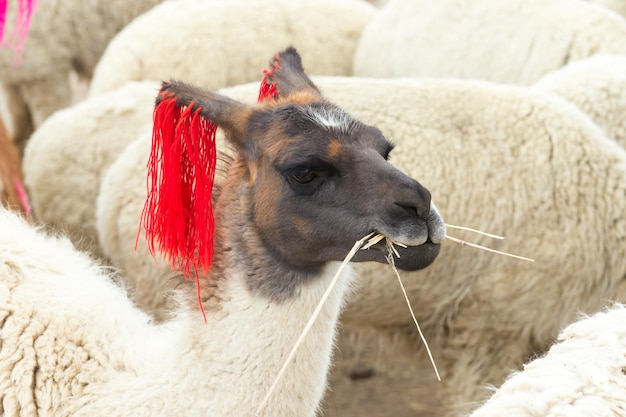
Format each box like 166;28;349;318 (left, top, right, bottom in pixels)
0;0;165;81
468;305;626;416
534;54;626;148
353;0;626;85
22;81;159;257
88;0;376;96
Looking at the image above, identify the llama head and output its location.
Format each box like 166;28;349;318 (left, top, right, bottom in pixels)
147;47;444;282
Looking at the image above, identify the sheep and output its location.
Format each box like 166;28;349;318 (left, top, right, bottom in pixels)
353;0;626;85
91;76;626;415
0;47;446;417
0;0;166;150
22;81;159;256
0;115;29;217
467;304;626;417
87;0;376;97
533;54;626;148
589;0;626;17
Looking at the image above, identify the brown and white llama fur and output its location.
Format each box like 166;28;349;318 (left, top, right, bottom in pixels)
0;47;445;417
0;116;29;218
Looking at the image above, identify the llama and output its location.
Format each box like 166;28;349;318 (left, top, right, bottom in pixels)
0;47;445;416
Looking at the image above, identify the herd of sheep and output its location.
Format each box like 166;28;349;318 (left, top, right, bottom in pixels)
2;0;626;416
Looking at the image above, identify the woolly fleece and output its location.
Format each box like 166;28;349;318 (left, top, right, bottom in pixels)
590;0;626;17
469;304;626;417
0;0;165;147
534;54;626;148
88;0;375;96
22;81;159;257
353;0;626;85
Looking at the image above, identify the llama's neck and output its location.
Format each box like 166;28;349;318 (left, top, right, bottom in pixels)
166;174;356;416
172;262;354;416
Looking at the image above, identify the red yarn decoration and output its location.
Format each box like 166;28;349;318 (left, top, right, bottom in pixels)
258;68;279;102
140;94;217;321
140;66;279;322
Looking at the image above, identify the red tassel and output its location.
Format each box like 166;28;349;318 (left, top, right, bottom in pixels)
140;94;217;321
141;69;277;321
258;66;279;102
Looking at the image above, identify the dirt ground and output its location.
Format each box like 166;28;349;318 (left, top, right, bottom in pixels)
322;328;443;417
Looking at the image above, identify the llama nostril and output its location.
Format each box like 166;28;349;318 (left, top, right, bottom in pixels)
395;184;431;221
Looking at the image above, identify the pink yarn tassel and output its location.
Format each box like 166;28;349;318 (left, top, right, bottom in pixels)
0;0;7;45
1;0;38;65
12;176;31;216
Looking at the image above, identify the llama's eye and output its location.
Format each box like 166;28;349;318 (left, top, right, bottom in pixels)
291;167;318;184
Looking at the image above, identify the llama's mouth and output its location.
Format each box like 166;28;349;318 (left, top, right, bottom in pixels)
354;234;441;271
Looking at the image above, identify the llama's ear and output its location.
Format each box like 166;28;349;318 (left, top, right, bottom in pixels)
260;46;321;101
157;80;251;139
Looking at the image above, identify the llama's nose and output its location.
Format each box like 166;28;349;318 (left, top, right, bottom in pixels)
428;201;446;244
395;180;432;221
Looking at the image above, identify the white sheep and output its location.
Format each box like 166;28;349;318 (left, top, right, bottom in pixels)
22;81;159;256
589;0;626;17
467;304;626;417
533;54;626;148
0;0;165;148
92;76;626;415
353;0;626;85
88;0;375;96
0;47;446;417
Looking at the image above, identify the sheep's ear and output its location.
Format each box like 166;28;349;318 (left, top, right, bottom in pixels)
261;46;321;100
157;80;252;140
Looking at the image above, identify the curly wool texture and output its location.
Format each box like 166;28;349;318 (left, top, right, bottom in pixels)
95;77;626;415
469;304;626;417
88;0;375;96
534;54;626;148
0;204;356;417
353;0;626;85
0;209;157;417
0;0;165;147
22;81;159;257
